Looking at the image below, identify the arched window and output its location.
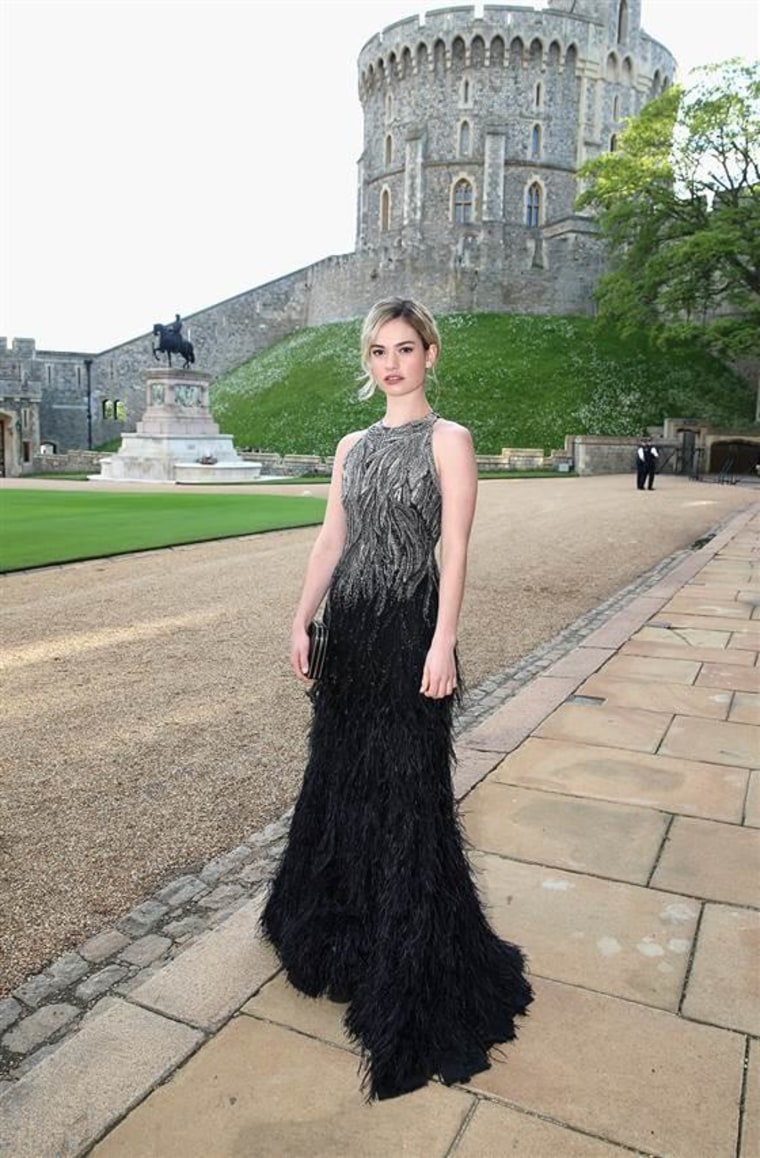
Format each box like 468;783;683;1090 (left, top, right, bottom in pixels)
385;133;393;166
548;41;561;67
622;56;633;84
452;36;466;68
526;182;541;227
433;38;446;76
490;36;505;68
531;124;541;158
471;36;485;67
459;120;471;156
462;76;471;105
613;94;620;119
535;81;542;109
529;38;543;66
565;45;577;76
610;135;618;152
453;178;474;223
509;37;523;69
617;0;629;43
416;42;428;73
606;53;618;82
401;47;412;78
380;188;391;232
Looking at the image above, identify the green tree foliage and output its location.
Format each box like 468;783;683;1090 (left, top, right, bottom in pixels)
576;60;760;356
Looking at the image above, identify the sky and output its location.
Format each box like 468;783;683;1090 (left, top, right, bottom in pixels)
2;0;758;352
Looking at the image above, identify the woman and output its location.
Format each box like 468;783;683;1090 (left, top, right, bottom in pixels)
261;297;532;1100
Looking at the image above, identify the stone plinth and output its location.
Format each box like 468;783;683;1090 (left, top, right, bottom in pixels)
92;369;261;484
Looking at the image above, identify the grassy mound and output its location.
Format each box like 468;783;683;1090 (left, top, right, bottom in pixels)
210;314;755;456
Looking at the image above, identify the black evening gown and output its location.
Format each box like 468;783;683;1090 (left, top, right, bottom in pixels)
261;412;533;1100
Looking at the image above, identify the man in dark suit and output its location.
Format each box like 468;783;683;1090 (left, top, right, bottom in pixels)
636;437;659;490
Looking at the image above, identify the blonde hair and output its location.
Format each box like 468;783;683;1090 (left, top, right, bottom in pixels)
358;297;441;401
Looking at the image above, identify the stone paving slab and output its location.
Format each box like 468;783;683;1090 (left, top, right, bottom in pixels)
91;1016;474;1158
451;746;503;799
697;662;760;693
462;780;668;884
534;701;673;753
730;691;760;724
663;585;747;602
621;637;756;664
458;675;578;753
634;625;733;648
590;652;703;684
467;976;745;1158
452;1099;632;1157
682;903;760;1035
472;852;698;1010
242;975;354;1052
660;714;760;769
660;596;754;619
651;816;760;907
492;737;748;822
578;672;732;719
128;898;279;1031
742;1040;760;1158
728;631;760;652
0;999;203;1158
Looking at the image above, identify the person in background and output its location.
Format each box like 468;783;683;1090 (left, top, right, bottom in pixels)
637;436;659;491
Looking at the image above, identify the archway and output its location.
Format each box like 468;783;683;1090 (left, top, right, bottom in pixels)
708;439;760;474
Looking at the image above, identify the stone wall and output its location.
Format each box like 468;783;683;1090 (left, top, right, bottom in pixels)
32;450;105;473
567;434;677;475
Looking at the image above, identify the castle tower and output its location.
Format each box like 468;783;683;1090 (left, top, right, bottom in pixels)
354;1;675;313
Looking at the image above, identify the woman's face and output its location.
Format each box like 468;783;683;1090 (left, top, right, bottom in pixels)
369;318;437;400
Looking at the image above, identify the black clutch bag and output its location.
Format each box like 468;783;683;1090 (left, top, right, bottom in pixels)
306;619;328;680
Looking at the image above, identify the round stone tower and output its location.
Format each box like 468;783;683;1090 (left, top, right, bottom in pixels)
353;0;675;315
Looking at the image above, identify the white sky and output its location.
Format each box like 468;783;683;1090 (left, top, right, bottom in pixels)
2;0;758;352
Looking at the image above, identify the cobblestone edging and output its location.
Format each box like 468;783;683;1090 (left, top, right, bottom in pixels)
0;536;704;1084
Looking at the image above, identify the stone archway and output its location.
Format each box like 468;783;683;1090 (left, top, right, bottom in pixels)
708;438;760;475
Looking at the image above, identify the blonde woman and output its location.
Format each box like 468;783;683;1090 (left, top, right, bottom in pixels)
262;298;532;1100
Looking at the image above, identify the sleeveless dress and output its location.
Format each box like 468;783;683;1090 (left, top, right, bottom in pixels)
261;412;533;1100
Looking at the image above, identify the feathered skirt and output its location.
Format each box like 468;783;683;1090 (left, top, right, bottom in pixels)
260;577;533;1100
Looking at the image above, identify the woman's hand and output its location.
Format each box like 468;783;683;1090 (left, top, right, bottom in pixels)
420;638;457;699
291;622;312;685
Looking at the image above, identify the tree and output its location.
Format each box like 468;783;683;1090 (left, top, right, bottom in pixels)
576;60;760;359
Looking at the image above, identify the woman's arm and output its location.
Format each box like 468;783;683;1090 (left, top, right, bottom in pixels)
421;422;478;699
290;432;362;682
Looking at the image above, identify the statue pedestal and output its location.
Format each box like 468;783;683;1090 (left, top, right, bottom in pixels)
93;369;262;484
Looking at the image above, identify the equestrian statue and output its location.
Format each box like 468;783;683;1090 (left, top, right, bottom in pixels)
152;314;195;369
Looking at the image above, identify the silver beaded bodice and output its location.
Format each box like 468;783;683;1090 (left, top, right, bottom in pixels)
332;412;441;608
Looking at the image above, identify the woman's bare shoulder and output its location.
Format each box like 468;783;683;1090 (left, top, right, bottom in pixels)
336;428;369;456
432;418;474;449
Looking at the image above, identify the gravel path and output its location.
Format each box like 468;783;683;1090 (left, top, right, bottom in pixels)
1;475;755;995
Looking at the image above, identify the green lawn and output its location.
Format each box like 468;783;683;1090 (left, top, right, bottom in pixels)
0;490;327;572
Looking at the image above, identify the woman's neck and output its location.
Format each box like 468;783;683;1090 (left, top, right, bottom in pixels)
381;394;433;429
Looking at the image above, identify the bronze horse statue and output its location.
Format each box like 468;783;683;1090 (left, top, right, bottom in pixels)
152;316;195;369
